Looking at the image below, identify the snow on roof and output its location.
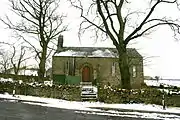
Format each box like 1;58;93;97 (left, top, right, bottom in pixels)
55;50;86;57
89;49;115;57
55;49;116;58
54;47;141;58
54;47;142;58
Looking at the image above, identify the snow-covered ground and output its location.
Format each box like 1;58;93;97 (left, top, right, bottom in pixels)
1;78;180;119
0;93;180;120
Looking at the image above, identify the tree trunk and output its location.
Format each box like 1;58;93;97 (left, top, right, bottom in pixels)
14;64;20;75
38;46;47;80
14;69;18;75
13;64;18;75
118;49;131;89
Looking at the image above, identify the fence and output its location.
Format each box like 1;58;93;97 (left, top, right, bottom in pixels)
53;74;81;85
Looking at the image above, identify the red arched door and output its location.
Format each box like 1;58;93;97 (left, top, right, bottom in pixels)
82;66;90;82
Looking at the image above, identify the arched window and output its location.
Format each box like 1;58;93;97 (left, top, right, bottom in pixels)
132;66;136;77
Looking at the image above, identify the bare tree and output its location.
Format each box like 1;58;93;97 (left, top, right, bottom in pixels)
0;50;11;74
0;42;31;75
11;46;32;75
69;0;180;89
1;0;67;79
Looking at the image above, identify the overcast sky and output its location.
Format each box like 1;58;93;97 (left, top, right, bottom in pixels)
1;0;180;79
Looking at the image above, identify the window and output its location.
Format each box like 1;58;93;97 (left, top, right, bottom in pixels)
112;62;116;76
66;58;75;76
132;66;136;77
93;69;97;79
63;61;66;74
66;60;69;75
69;61;73;75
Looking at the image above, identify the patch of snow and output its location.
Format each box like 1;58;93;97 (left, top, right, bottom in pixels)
158;89;169;93
27;82;42;87
0;78;14;82
0;78;51;87
169;89;180;95
55;50;85;57
44;81;53;87
90;50;102;57
19;80;23;85
0;93;18;100
75;110;180;120
54;49;117;58
89;49;115;57
144;79;180;87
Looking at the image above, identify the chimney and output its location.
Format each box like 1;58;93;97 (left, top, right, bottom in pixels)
57;35;64;52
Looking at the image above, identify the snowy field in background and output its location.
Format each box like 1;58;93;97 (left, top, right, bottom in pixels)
0;78;53;86
144;79;180;87
0;93;180;120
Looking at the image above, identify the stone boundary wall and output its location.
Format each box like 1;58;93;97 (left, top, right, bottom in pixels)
0;82;81;101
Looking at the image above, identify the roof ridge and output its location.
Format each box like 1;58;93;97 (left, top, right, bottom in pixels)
63;46;135;49
54;47;142;58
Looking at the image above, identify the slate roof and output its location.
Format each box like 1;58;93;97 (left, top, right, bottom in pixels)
54;47;142;58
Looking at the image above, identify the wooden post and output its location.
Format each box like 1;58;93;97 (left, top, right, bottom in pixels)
13;85;16;97
162;90;166;110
